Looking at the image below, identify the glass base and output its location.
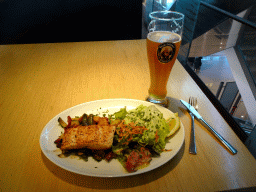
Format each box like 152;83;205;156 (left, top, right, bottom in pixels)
146;96;169;108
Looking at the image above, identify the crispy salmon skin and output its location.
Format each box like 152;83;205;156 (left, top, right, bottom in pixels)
61;125;116;150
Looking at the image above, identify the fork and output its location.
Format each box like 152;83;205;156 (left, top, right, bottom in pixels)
189;97;197;154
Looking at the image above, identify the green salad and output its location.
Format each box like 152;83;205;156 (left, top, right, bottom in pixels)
111;105;172;155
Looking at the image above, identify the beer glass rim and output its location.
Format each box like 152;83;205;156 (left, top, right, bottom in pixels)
149;11;184;21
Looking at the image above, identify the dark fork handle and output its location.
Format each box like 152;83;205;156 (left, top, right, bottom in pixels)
189;113;197;154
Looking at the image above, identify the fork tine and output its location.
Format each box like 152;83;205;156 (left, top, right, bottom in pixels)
190;97;198;110
190;97;194;106
189;97;197;109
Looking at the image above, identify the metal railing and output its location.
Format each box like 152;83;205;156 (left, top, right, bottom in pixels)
200;2;256;30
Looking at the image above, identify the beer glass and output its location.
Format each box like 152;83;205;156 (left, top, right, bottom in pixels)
146;11;184;107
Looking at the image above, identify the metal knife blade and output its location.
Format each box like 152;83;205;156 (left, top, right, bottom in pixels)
180;99;238;155
180;99;202;119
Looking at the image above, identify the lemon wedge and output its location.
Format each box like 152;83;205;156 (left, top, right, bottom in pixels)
166;113;180;137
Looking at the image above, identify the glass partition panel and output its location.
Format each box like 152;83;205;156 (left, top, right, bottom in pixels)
187;7;256;136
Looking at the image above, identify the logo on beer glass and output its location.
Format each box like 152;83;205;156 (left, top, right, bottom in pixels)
157;43;176;63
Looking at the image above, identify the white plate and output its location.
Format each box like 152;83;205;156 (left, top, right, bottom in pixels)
40;99;185;177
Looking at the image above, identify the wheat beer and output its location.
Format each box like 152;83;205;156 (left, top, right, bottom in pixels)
147;31;181;100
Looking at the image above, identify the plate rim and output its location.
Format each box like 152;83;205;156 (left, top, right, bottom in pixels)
40;98;185;177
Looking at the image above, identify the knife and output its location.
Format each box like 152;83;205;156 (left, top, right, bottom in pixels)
180;99;238;155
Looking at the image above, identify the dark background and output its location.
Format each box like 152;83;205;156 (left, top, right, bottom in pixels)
0;0;142;44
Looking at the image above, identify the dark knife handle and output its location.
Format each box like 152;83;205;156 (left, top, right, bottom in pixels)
200;119;238;155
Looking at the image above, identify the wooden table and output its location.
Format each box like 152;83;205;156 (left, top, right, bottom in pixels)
1;40;256;192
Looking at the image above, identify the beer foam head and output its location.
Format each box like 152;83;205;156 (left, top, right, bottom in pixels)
147;31;181;43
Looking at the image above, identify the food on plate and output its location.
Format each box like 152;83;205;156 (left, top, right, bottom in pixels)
166;112;180;137
60;125;116;150
124;146;152;173
54;104;180;173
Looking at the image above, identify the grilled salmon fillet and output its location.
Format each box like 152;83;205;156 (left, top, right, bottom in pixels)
60;125;116;150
